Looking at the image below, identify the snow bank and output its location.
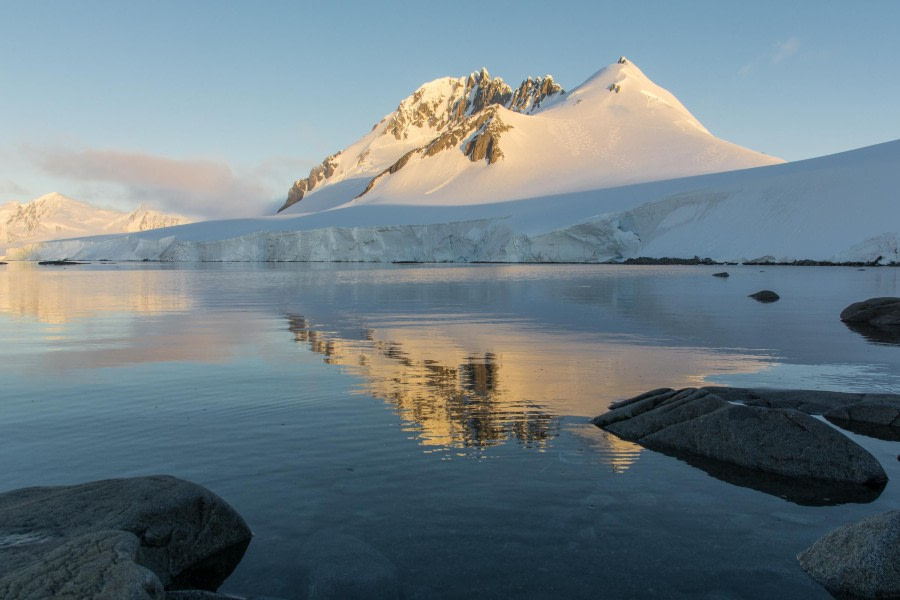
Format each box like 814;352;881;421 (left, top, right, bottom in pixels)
11;140;899;264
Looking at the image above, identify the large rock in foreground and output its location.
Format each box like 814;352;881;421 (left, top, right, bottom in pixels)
0;475;252;599
592;388;887;504
798;510;900;599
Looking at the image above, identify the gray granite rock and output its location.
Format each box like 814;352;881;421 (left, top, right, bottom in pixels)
840;297;900;326
798;510;900;598
593;388;887;503
841;297;900;344
0;476;251;598
701;386;900;441
0;530;163;599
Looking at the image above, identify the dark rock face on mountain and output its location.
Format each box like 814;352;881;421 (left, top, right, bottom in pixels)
283;152;342;212
593;388;887;504
278;69;563;212
798;510;900;599
356;107;514;199
0;476;251;599
464;112;512;164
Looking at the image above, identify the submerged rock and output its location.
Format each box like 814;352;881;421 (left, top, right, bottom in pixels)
593;388;887;504
712;271;729;278
748;290;779;302
798;510;900;599
0;475;251;599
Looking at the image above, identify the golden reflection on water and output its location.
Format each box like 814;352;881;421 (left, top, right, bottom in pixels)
0;262;191;323
1;262;776;470
286;312;772;468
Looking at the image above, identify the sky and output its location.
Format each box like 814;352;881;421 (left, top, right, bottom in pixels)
1;1;898;219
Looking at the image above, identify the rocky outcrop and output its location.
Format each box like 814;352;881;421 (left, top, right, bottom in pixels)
841;297;900;344
841;297;900;326
280;153;342;212
798;510;900;599
385;69;561;142
592;388;887;504
356;107;513;199
281;69;564;212
464;112;511;164
0;476;252;599
703;386;900;441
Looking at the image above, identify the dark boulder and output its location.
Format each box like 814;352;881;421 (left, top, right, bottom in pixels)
841;297;900;344
749;290;779;302
702;386;900;441
0;476;251;599
593;388;887;504
798;510;900;599
824;398;900;441
840;297;900;326
712;271;729;278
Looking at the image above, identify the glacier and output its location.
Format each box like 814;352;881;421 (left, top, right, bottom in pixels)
10;139;900;264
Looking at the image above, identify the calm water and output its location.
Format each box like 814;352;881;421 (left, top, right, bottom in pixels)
2;261;899;599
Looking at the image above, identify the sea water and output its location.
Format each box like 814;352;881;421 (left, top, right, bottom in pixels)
1;261;898;598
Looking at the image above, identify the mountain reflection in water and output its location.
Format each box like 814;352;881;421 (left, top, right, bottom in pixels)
287;313;561;451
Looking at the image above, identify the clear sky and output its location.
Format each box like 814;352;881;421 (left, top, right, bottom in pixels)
1;0;898;218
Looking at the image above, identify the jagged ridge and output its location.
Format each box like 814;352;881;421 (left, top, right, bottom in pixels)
279;69;563;212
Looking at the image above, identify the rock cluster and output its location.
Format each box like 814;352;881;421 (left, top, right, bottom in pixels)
0;476;252;599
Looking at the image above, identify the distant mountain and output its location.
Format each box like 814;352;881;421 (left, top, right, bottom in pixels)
279;58;782;214
0;193;190;251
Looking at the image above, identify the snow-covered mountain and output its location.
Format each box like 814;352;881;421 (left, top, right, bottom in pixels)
279;58;782;214
10;60;899;264
14;138;900;264
0;193;190;253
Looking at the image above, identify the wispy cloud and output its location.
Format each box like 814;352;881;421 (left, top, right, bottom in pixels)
739;36;801;75
771;37;800;64
26;146;299;219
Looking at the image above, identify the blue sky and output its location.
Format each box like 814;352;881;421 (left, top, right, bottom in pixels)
1;1;898;218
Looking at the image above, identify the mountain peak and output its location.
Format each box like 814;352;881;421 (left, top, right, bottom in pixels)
279;68;565;212
279;60;780;214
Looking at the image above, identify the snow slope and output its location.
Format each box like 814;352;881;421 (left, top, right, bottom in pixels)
13;139;900;264
0;193;190;255
280;59;781;214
